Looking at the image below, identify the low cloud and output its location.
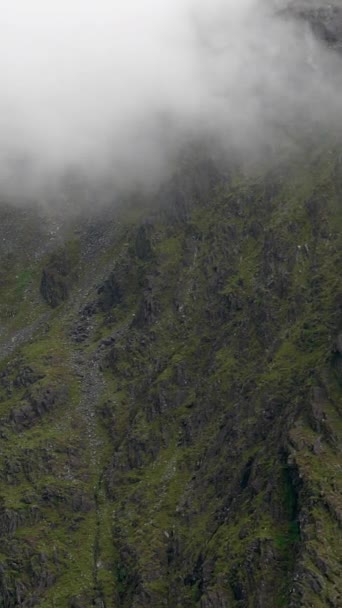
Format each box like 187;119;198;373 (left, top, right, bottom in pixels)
0;0;341;201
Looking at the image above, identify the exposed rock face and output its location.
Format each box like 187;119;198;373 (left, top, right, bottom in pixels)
0;139;340;606
97;273;123;312
0;10;341;606
284;2;342;51
40;249;72;308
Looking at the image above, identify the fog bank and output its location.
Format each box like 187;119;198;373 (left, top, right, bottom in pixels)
0;0;341;201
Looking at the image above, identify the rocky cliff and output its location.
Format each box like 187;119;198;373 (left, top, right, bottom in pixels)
0;138;341;607
0;4;341;608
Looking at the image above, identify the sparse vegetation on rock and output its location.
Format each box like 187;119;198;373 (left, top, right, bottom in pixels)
0;140;340;607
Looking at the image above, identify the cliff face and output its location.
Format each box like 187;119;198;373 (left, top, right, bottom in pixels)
0;140;341;608
0;5;341;607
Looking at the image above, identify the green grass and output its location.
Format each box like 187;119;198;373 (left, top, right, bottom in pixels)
0;145;341;606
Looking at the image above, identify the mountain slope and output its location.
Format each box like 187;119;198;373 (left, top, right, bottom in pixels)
0;142;341;607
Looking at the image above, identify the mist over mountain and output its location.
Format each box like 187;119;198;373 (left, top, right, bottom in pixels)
1;0;342;201
0;3;341;608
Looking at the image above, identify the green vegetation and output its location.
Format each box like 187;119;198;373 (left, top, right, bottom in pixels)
0;145;341;606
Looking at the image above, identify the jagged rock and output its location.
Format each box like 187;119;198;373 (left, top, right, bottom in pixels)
9;386;67;431
97;272;123;312
40;249;73;307
13;366;44;388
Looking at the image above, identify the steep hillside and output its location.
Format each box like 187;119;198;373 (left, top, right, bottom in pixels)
0;141;341;607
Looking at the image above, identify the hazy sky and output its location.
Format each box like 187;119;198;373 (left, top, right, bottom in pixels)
0;0;340;199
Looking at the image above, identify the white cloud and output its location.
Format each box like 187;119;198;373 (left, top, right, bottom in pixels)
0;1;340;199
